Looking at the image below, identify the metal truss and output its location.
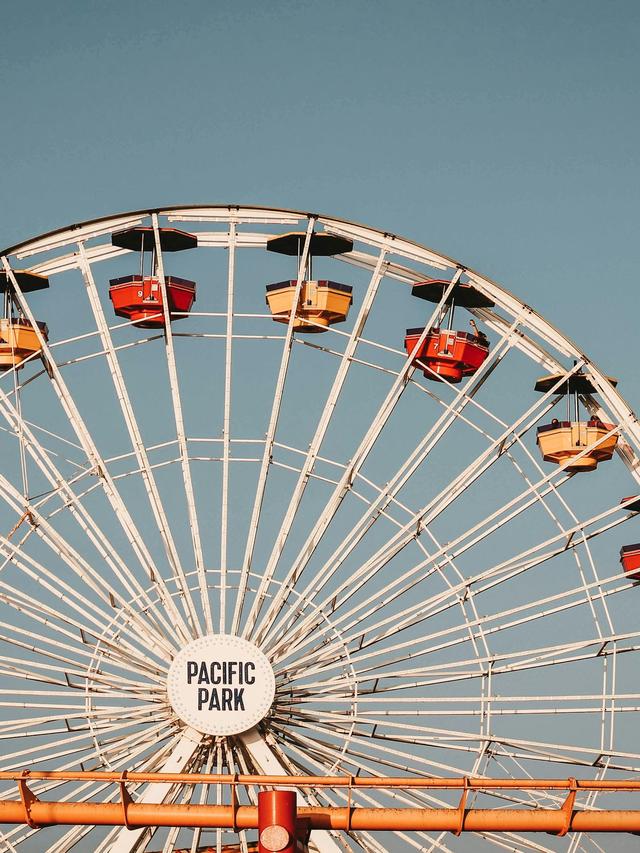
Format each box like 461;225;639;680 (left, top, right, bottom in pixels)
0;205;639;852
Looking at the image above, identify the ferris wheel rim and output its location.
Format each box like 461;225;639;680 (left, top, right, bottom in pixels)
4;202;637;461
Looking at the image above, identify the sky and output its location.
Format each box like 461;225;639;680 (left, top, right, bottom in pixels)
0;0;638;402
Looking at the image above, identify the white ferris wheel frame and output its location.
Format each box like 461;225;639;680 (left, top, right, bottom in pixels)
0;205;638;853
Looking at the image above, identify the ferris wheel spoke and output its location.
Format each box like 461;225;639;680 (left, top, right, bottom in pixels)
565;762;613;853
77;241;203;639
0;416;180;657
0;691;166;721
0;417;87;476
276;406;510;678
240;245;388;640
89;727;183;785
292;575;630;685
0;703;171;748
280;693;640;717
509;431;616;637
410;514;491;667
273;723;581;849
250;270;464;647
275;471;626;671
0;574;168;681
233;217;316;638
17;525;178;667
0;655;162;694
0;830;19;851
0;720;159;770
486;752;562;814
107;727;194;778
488;738;640;773
0;530;135;637
0;701;171;749
286;461;577;667
296;708;640;770
0;736;188;848
0;526;176;671
361;632;638;687
0;426;166;629
266;361;586;659
480;834;556;853
263;304;529;654
2;260;192;647
184;745;218;853
214;739;224;853
271;716;474;779
385;506;625;644
272;722;465;801
152;214;208;635
158;778;201;853
49;822;106;853
332;514;629;662
224;741;255;853
231;736;262;825
0;616;166;683
219;222;237;635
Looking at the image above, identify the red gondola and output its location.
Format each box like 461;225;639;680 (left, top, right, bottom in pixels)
109;275;196;329
620;544;640;581
109;226;197;328
406;277;491;382
404;326;489;383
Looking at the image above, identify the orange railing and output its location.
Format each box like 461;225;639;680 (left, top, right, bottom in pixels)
2;772;640;835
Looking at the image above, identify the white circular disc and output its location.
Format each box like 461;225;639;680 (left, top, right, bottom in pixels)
167;634;276;735
260;825;291;851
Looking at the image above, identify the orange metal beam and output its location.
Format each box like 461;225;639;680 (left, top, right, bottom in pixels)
2;771;640;791
4;773;640;835
1;799;640;834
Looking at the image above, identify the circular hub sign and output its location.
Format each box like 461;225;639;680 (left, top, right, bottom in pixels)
167;634;276;735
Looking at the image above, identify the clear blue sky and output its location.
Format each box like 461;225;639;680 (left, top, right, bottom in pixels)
1;0;638;389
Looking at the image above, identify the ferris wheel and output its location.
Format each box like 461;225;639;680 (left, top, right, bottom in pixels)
0;204;639;853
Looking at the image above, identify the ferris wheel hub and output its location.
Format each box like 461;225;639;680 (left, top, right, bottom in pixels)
166;634;276;736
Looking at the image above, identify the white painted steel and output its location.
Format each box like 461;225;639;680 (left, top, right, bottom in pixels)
220;223;237;634
152;213;209;636
77;243;200;639
232;218;316;636
0;206;638;853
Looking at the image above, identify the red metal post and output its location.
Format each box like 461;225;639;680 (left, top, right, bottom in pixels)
258;791;297;853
